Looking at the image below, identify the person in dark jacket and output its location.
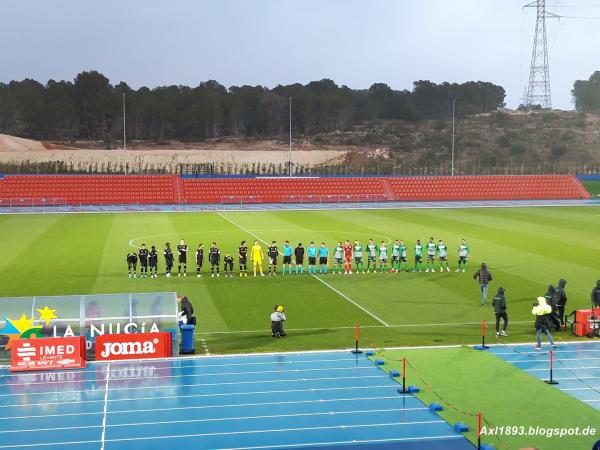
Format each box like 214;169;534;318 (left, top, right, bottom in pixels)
532;296;556;350
473;263;493;306
492;287;508;336
591;280;600;309
544;285;561;332
555;279;568;328
177;295;195;325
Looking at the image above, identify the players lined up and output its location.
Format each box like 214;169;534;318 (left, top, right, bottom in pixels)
126;238;471;278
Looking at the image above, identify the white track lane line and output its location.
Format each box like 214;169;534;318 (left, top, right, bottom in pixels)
92;420;449;446
0;408;421;434
217;212;389;326
507;357;600;363
0;356;368;381
5;395;420;421
100;362;111;450
0;384;397;410
1;374;382;400
1;366;376;394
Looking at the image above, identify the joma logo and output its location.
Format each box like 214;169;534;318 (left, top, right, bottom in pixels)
100;338;159;358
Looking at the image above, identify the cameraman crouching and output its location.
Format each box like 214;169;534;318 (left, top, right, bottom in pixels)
271;305;286;338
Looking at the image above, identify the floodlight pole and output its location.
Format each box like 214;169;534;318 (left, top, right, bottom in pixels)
288;97;292;177
451;99;456;176
123;93;127;175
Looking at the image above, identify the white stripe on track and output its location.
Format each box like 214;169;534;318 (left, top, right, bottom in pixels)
6;395;429;420
0;374;382;399
0;384;397;409
0;407;420;434
0;355;366;381
507;357;600;363
5;395;420;421
95;420;448;445
217;212;389;326
0;365;375;393
100;362;110;450
222;435;464;450
524;366;600;372
0;431;462;449
493;349;600;356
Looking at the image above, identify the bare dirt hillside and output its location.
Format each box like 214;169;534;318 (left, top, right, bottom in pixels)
0;135;47;152
0;135;363;172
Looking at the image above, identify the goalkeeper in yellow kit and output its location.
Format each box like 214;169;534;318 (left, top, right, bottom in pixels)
251;240;265;276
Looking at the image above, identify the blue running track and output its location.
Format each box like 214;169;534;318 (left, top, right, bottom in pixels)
0;351;474;449
489;341;600;410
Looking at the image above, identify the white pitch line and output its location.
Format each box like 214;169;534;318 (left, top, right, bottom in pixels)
197;320;533;335
309;275;389;326
100;362;111;450
217;212;389;326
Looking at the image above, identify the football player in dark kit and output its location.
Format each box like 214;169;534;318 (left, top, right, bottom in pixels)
195;243;204;278
164;242;174;278
238;240;248;277
148;245;158;278
267;240;279;276
126;251;138;278
224;255;234;277
294;242;305;274
138;244;149;278
177;239;188;277
209;242;220;277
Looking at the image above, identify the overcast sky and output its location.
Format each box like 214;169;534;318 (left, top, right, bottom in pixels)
1;0;599;110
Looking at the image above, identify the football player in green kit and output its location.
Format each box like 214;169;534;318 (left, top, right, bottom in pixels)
353;240;365;274
437;239;451;272
378;241;388;273
413;239;423;272
391;239;401;272
425;237;437;273
456;239;470;273
366;238;378;273
332;242;344;274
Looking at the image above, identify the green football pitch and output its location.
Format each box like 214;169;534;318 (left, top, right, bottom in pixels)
0;206;598;354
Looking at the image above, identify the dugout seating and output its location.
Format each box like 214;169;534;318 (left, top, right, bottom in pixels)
0;175;179;205
0;174;589;205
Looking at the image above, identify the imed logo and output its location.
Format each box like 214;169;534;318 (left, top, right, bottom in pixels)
16;342;36;361
99;338;159;358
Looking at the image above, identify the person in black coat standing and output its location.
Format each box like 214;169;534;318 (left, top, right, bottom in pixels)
177;295;195;325
492;287;508;336
591;280;600;309
555;279;568;328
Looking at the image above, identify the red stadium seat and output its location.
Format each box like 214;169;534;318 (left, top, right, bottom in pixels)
0;175;589;206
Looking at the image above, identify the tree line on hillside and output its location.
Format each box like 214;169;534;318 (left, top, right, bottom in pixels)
0;71;505;145
572;71;600;111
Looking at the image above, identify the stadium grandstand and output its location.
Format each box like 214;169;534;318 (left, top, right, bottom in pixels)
0;174;590;207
